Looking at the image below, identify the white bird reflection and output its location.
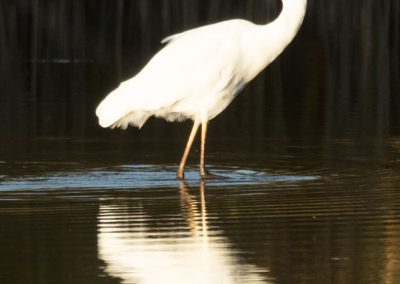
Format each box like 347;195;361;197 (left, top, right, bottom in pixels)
97;181;270;284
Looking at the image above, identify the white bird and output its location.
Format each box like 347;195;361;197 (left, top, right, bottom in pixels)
96;0;307;179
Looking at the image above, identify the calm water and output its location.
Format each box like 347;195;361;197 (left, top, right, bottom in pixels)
1;0;400;283
0;137;399;284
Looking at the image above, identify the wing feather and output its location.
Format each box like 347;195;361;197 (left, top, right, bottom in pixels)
97;20;253;128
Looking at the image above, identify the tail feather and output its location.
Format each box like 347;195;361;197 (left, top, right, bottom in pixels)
95;93;128;128
110;111;151;129
96;82;152;129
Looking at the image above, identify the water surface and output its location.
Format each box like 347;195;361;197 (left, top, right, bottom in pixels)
0;138;399;284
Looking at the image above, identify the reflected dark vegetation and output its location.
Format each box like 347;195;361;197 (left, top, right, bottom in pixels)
1;1;400;284
0;0;399;140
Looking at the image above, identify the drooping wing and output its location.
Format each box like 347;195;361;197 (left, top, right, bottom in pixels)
128;20;250;111
97;20;253;128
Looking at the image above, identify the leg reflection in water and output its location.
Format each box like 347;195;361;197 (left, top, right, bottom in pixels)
97;181;270;284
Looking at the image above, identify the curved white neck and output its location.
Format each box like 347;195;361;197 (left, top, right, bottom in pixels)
271;0;308;45
246;0;307;80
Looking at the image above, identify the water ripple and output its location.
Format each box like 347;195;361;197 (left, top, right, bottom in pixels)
0;164;320;191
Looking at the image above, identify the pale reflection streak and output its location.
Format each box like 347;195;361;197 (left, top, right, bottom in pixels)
380;140;400;283
97;181;270;284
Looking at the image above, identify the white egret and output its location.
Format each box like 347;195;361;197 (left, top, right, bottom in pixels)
96;0;307;179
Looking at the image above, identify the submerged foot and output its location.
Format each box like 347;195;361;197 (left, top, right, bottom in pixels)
177;168;226;180
176;171;185;180
200;168;226;180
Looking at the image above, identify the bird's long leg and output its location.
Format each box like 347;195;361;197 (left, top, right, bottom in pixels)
200;120;208;178
200;121;225;179
200;120;218;179
177;121;200;179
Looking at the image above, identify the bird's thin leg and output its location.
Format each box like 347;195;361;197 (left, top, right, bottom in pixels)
200;121;225;179
177;121;200;179
200;120;208;178
200;120;217;178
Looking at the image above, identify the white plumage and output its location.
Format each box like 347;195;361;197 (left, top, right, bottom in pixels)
96;0;307;179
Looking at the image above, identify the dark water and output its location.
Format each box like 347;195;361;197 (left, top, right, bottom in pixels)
1;138;400;284
1;0;400;283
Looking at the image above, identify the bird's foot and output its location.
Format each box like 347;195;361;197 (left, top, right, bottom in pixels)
200;168;226;180
177;168;226;180
176;170;185;180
